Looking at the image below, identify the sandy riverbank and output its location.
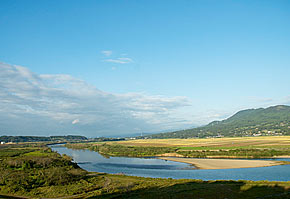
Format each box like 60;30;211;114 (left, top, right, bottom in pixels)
158;157;285;170
273;155;290;158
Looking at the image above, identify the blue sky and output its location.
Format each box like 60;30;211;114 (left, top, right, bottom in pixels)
0;0;289;136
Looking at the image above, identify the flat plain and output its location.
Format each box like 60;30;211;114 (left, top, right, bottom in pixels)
113;136;290;150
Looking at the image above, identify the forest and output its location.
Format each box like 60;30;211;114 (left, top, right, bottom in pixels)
0;135;87;143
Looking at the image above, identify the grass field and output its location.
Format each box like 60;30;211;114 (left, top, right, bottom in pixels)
64;136;290;159
113;136;290;150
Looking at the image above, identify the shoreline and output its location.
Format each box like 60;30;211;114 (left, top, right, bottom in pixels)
158;157;286;170
273;155;290;158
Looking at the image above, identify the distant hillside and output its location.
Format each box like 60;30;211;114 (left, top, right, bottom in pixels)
147;105;290;138
0;135;87;143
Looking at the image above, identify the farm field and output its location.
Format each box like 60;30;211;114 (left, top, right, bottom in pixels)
114;136;290;150
65;136;290;160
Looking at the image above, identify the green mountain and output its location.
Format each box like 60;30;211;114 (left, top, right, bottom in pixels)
147;105;290;138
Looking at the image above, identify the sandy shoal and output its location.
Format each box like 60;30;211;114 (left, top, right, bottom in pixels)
273;155;290;158
158;157;284;170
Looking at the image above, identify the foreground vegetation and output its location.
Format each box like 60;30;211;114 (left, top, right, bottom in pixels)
66;136;290;159
0;143;87;197
0;143;290;199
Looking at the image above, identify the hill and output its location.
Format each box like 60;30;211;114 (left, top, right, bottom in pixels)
146;105;290;138
0;135;87;143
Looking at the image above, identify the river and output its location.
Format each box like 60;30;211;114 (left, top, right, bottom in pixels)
50;145;290;181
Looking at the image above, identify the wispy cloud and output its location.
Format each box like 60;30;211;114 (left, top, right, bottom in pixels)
101;50;112;57
101;50;134;64
104;57;134;64
0;62;191;136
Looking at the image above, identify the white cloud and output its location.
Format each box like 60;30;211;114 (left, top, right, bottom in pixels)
101;50;112;57
104;57;133;64
0;62;191;137
72;119;80;124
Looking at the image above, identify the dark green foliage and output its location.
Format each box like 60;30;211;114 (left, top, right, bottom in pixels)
0;136;51;143
0;135;87;143
147;105;290;138
177;148;290;158
50;135;88;141
0;145;86;194
0;148;35;158
97;144;177;157
93;137;126;142
66;143;177;157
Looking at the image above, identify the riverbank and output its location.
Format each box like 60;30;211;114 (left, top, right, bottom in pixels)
158;157;286;170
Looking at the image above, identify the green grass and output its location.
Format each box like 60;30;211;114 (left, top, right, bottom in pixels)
179;145;290;150
23;150;52;157
66;143;178;157
0;148;34;158
179;146;253;150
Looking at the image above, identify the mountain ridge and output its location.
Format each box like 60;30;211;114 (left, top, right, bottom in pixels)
146;105;290;138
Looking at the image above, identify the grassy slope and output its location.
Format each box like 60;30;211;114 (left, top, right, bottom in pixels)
147;105;290;138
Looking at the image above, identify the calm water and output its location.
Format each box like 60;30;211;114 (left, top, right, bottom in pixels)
51;145;290;181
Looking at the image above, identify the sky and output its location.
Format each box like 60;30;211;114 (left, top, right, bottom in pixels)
0;0;289;137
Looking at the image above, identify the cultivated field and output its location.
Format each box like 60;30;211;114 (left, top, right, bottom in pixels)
114;136;290;150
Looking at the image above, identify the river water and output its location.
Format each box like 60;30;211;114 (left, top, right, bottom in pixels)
51;145;290;181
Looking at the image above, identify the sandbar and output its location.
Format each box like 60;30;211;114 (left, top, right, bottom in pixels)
159;157;285;170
